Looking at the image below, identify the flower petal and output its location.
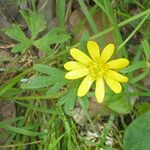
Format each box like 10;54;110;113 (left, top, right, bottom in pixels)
70;48;93;65
107;70;128;83
77;75;94;97
100;43;115;63
106;58;129;69
65;68;89;79
64;61;86;71
95;78;105;103
87;41;100;61
104;76;122;93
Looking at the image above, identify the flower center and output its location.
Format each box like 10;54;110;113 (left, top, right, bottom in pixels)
89;61;108;79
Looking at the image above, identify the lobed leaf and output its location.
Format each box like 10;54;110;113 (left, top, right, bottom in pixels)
3;24;27;42
3;24;33;53
57;81;79;114
11;39;33;53
33;28;70;54
46;82;67;96
20;75;54;89
20;10;46;37
21;65;68;96
33;64;66;80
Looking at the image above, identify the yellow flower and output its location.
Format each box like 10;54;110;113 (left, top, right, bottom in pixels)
64;41;129;103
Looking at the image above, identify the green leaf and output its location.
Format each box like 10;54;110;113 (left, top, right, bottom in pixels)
135;102;150;116
78;0;98;34
141;40;150;62
46;81;67;96
129;69;149;83
57;81;79;114
48;133;65;150
105;93;131;114
56;0;65;28
33;64;63;75
3;24;27;42
20;75;54;89
21;65;68;95
124;111;150;150
103;146;118;150
132;47;142;63
120;61;147;73
34;43;52;54
33;64;66;81
20;10;46;37
79;96;89;110
79;30;90;52
11;39;33;53
37;64;69;96
0;122;45;137
3;24;33;53
33;28;70;54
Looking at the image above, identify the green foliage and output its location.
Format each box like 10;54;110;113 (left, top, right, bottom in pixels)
33;28;70;54
20;75;53;89
57;81;79;114
78;0;98;34
1;0;150;149
79;30;90;51
103;147;117;150
3;10;70;54
124;111;150;150
33;64;67;82
4;24;27;41
56;0;65;28
135;102;150;116
48;133;65;150
3;24;33;53
130;68;149;83
141;40;150;62
0;117;45;137
105;93;131;114
20;10;46;37
80;96;89;110
21;64;84;114
21;64;68;94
